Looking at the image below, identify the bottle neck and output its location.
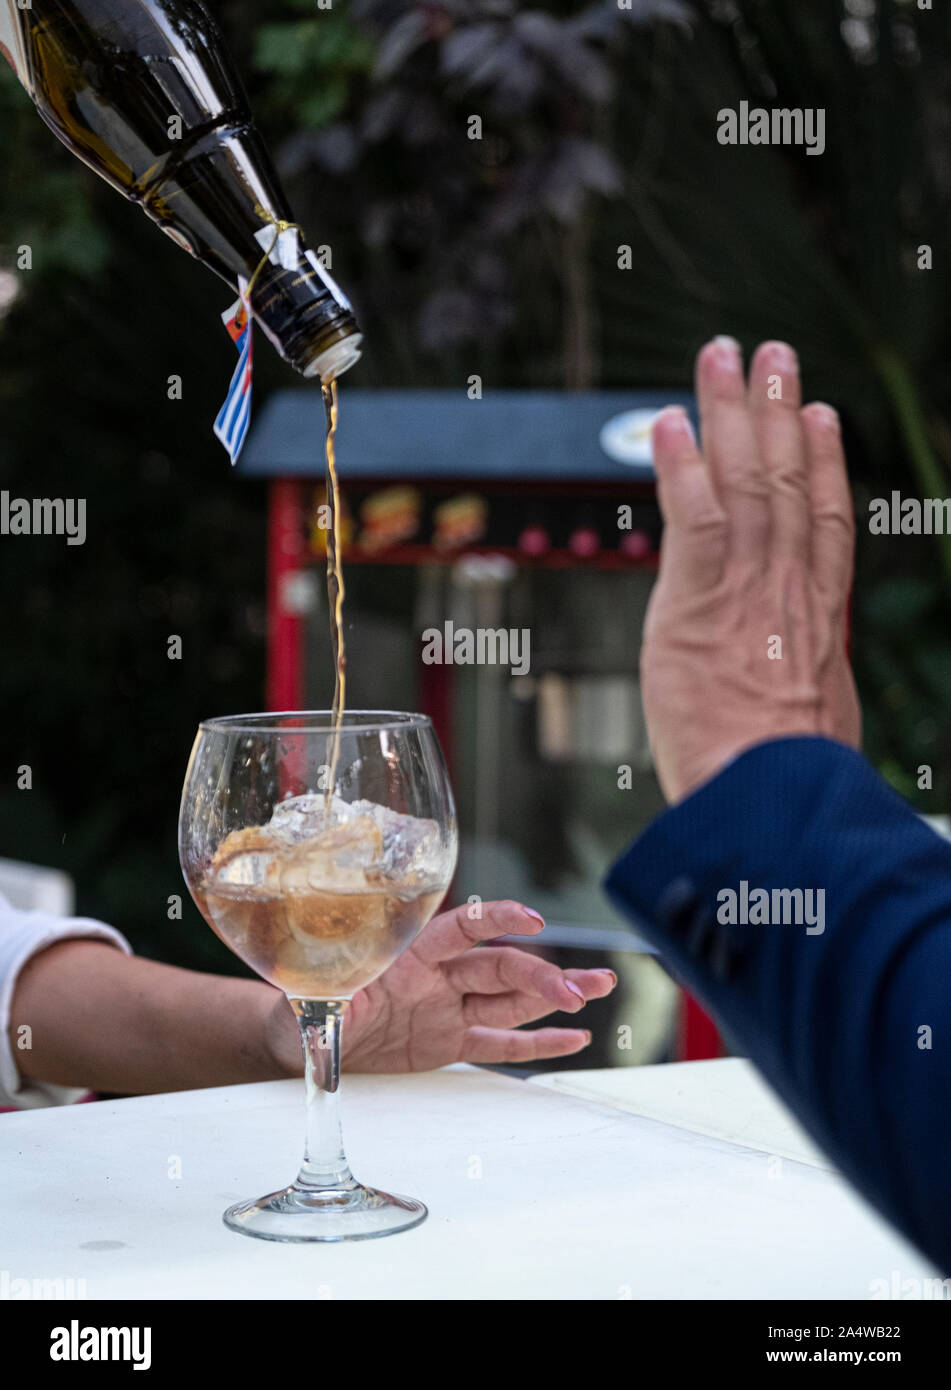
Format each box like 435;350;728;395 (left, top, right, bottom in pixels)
249;244;362;381
8;0;362;382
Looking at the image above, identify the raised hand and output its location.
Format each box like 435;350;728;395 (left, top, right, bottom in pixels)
642;337;861;805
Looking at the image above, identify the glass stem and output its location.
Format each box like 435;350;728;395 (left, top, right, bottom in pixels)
290;998;355;1192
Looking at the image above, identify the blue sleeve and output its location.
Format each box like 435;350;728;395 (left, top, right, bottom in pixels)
605;736;951;1274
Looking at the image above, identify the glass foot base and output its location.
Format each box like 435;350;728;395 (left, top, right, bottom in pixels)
223;1182;427;1243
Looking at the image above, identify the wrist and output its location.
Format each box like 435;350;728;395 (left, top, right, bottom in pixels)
666;725;824;805
261;987;304;1079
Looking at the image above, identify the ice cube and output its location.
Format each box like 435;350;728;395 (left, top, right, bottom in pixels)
281;885;385;952
211;827;280;890
347;800;448;887
278;815;384;894
269;793;331;842
227;794;450;893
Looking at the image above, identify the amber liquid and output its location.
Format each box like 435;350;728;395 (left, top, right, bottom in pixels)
322;379;346;802
195;880;442;998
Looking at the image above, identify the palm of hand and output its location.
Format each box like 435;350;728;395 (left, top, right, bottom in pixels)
268;900;615;1075
645;338;861;803
341;899;616;1071
342;943;469;1072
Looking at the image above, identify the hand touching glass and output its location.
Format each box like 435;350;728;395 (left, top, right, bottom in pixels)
264;898;617;1075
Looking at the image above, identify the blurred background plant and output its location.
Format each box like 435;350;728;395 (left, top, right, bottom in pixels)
0;0;949;966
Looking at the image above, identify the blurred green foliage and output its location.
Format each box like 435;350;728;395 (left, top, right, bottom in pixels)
1;0;950;972
253;1;374;126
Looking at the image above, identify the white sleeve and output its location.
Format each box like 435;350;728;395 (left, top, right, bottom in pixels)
0;896;131;1110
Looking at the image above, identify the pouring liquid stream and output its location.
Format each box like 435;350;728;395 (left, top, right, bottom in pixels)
322;379;346;807
191;385;459;1002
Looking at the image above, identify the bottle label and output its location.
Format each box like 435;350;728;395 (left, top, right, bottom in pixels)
213;278;253;465
0;1;33;90
305;249;352;313
251;224;351;313
253;224;302;273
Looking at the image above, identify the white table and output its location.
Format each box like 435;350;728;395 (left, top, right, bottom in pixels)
528;1058;829;1168
0;1062;934;1299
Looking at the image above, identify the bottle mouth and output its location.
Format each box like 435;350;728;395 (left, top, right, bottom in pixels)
303;334;363;384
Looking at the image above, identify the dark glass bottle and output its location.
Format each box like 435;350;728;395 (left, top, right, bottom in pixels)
0;0;362;380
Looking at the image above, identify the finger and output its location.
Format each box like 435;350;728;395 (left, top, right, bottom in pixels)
652;405;728;592
460;967;615;1028
564;966;617;995
412;899;545;965
460;1026;592;1064
446;947;615;1009
695;336;770;566
747;341;810;564
801;402;854;612
464;989;586;1028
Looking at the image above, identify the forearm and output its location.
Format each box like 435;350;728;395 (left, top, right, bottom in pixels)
8;939;297;1095
606;736;951;1272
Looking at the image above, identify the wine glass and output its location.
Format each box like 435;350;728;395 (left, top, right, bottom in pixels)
179;711;457;1242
